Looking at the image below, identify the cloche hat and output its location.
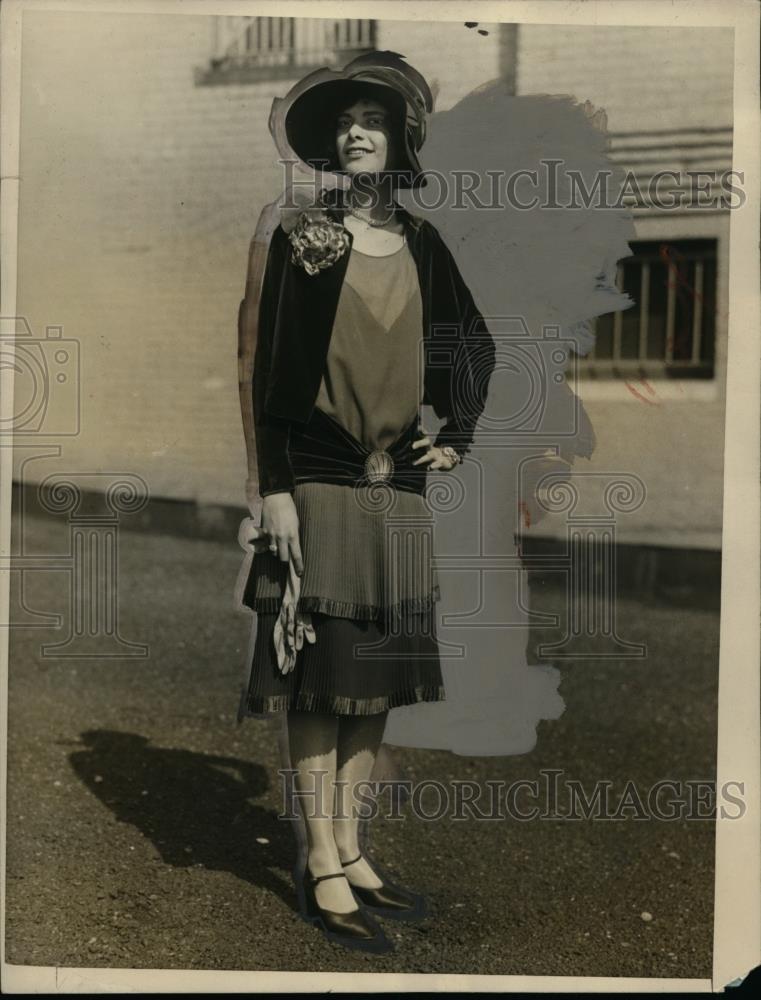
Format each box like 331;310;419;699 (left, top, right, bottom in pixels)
269;51;434;188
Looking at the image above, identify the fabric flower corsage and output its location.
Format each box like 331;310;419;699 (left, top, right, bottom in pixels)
287;209;350;276
279;184;350;276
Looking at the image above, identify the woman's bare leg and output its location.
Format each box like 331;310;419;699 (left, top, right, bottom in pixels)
334;711;388;889
287;709;357;913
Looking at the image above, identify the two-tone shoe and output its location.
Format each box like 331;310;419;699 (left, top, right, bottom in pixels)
297;868;394;953
342;854;428;922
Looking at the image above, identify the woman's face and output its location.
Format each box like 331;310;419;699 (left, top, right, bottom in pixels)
335;99;394;175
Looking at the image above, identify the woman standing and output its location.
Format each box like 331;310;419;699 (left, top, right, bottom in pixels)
238;52;495;953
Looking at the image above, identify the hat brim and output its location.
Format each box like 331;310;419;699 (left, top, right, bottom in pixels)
277;76;426;187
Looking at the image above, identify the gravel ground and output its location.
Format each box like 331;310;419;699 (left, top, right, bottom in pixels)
5;512;718;979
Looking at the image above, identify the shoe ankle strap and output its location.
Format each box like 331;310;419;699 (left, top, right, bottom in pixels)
341;855;362;868
310;871;347;885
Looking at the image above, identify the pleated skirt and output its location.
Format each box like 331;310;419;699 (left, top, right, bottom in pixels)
239;481;446;717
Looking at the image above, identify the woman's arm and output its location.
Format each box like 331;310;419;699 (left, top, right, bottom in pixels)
238;212;296;503
238;205;276;511
252;226;296;499
238;213;303;573
426;224;497;459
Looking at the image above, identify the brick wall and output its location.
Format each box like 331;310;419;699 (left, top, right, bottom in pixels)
16;11;280;504
516;24;734;132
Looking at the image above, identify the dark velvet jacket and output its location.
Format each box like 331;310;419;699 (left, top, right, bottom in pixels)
248;204;496;496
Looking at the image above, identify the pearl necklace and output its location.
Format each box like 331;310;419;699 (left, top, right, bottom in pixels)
347;205;395;228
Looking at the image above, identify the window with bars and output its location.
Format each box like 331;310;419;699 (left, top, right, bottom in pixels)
196;16;377;84
579;239;718;379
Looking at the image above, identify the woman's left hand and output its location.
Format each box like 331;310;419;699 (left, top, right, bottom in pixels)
411;435;458;471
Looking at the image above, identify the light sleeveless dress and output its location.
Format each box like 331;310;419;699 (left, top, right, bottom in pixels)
241;242;446;716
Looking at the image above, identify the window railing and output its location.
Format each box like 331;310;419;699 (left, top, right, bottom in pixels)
196;16;376;84
578;239;717;379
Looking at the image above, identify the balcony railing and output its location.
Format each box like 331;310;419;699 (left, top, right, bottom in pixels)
196;16;376;84
578;239;717;379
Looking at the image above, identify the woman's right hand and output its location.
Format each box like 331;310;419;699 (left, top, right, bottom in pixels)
261;492;304;576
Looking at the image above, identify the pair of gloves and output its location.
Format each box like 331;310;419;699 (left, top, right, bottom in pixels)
238;516;315;674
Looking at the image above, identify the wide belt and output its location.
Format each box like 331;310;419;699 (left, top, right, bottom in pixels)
288;406;428;496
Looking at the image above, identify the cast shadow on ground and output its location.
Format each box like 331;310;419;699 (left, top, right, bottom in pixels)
68;729;299;912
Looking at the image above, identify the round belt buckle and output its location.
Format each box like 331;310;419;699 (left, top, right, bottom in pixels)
364;449;395;484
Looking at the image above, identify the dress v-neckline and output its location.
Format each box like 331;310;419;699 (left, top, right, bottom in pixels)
340;277;419;334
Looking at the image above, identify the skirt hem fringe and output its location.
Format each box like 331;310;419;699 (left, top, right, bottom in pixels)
241;684;446;718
